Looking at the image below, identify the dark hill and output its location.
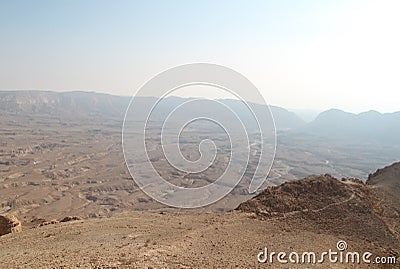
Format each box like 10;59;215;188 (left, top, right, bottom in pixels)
237;165;400;255
367;162;400;195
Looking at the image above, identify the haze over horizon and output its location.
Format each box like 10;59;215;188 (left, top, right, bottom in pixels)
1;89;399;118
1;0;399;113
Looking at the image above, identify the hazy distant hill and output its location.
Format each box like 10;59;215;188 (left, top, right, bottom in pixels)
299;108;400;144
0;91;129;118
2;90;399;141
0;90;305;130
267;105;306;130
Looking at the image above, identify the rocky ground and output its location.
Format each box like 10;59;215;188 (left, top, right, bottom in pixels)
1;164;399;268
0;91;399;268
0;210;396;269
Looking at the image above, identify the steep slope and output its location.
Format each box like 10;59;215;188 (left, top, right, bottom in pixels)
367;162;400;195
237;169;400;256
367;162;400;241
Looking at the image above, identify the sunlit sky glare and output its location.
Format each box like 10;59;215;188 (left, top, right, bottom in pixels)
0;0;399;113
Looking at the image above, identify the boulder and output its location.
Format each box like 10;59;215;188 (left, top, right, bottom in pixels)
0;214;22;236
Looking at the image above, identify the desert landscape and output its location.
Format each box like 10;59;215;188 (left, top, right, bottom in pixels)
1;1;400;267
0;163;399;268
0;91;398;218
0;91;399;268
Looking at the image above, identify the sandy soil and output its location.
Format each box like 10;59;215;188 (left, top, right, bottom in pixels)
0;211;397;269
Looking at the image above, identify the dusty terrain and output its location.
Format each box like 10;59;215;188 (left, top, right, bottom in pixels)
1;165;399;268
0;210;364;268
0;91;399;268
1;91;398;221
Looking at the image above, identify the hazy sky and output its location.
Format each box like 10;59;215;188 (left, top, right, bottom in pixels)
0;0;399;113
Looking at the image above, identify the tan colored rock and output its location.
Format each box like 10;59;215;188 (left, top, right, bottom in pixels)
0;214;22;236
39;219;59;227
59;216;82;223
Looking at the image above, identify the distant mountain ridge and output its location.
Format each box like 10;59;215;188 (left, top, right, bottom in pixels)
1;90;398;138
0;90;129;118
299;108;400;144
0;90;304;130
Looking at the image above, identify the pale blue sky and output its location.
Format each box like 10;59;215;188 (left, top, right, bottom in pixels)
0;0;399;112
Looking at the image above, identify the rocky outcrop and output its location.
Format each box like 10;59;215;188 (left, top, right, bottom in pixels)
366;162;400;241
367;162;400;193
39;219;59;227
60;216;82;223
237;174;364;217
236;166;400;254
0;215;22;236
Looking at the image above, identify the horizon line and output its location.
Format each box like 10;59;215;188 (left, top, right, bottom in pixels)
0;88;398;115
